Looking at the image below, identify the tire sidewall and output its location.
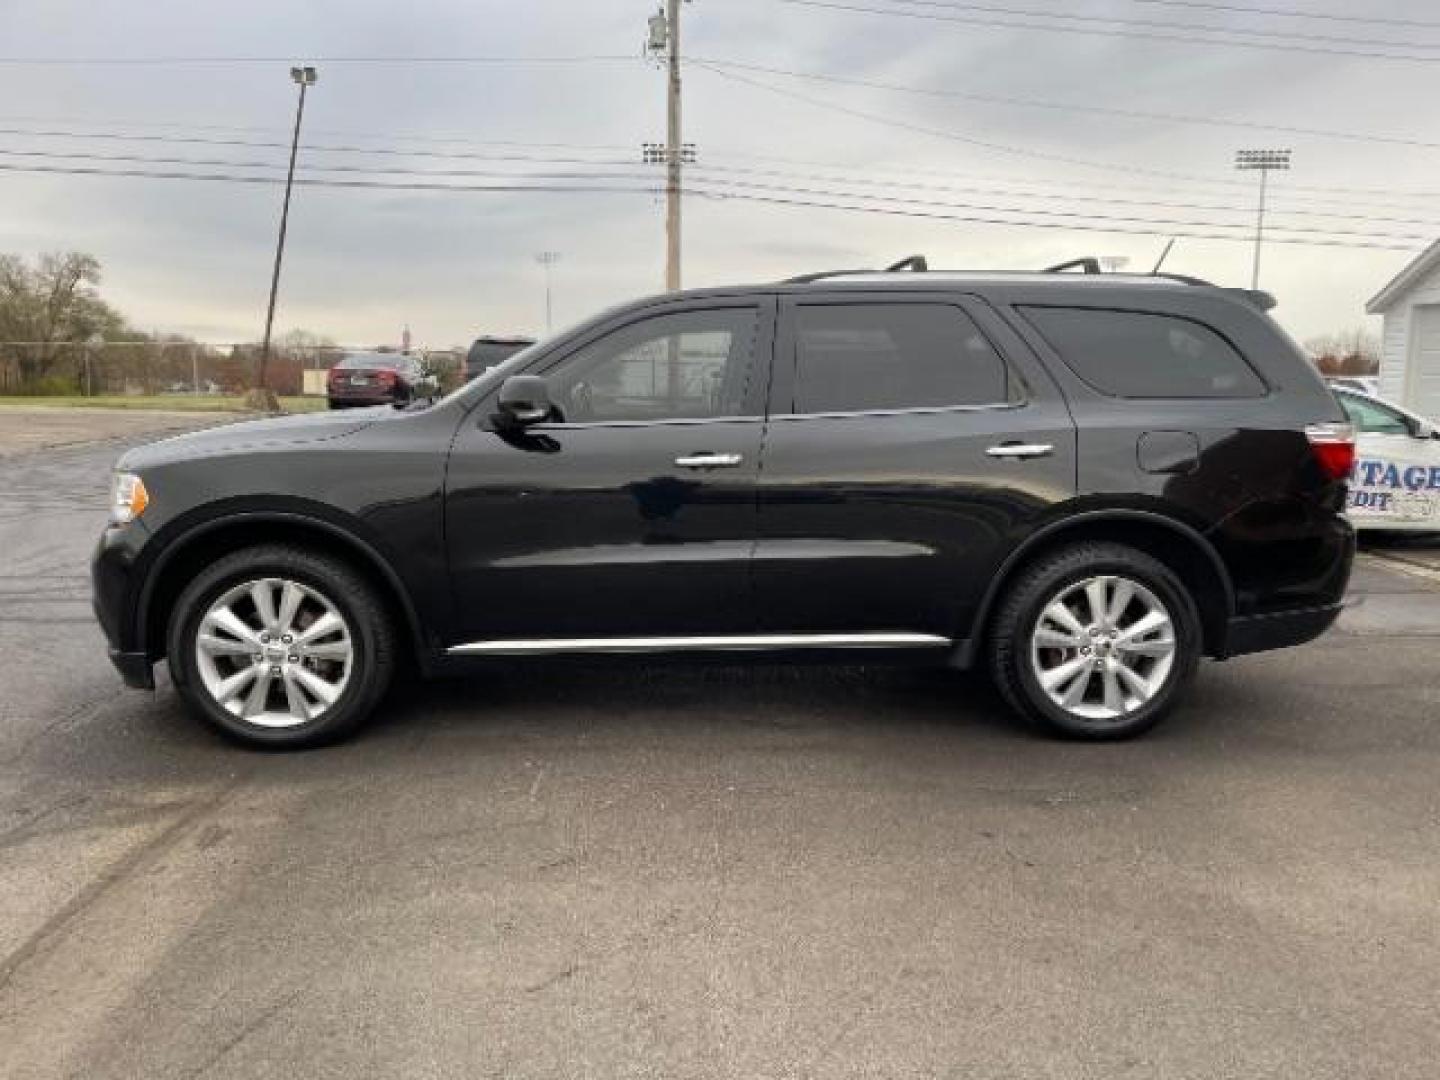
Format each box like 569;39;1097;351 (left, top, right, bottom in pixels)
1010;552;1201;739
168;552;382;747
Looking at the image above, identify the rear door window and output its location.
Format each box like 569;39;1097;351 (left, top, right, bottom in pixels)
1020;306;1266;399
790;302;1012;414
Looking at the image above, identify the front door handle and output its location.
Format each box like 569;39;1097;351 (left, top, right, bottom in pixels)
674;452;744;469
986;442;1055;460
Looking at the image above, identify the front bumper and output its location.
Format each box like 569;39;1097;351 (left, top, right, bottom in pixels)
91;521;153;687
107;647;155;689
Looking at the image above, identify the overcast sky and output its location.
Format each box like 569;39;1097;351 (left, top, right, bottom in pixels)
1;0;1437;348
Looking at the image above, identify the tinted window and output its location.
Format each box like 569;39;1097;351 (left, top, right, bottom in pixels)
1021;307;1266;399
792;303;1010;414
1339;393;1410;435
547;308;757;422
467;340;532;373
335;353;391;370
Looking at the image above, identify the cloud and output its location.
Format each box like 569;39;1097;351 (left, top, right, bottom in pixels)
0;0;1431;346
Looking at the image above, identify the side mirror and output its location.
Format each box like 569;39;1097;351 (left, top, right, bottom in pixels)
494;374;554;428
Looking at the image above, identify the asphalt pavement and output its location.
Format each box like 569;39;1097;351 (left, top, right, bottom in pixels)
2;414;1439;1080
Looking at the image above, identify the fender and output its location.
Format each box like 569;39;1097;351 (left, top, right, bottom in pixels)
953;507;1236;668
134;502;433;667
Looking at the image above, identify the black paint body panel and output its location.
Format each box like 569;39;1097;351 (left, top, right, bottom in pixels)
92;277;1354;682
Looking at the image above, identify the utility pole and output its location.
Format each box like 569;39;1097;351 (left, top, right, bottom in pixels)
252;65;317;411
535;252;561;333
1234;149;1291;290
665;0;682;292
645;3;694;292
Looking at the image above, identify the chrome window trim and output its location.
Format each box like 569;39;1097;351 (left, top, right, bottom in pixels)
447;632;951;656
530;414;764;431
770;400;1027;422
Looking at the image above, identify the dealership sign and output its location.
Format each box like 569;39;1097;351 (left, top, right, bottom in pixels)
1348;455;1440;528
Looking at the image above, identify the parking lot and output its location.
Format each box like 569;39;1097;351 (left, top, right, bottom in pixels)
2;411;1439;1079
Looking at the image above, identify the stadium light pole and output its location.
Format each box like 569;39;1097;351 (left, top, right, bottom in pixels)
253;65;317;411
535;251;561;333
1234;149;1291;290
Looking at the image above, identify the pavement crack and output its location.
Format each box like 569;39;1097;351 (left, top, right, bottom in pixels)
0;776;248;993
184;983;307;1079
523;961;578;994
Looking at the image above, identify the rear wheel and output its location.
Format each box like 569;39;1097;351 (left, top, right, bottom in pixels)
989;542;1201;739
167;545;395;747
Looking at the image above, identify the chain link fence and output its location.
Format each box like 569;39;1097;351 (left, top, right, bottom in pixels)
0;342;465;398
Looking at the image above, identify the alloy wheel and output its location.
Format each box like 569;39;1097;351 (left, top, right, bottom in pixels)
194;577;354;728
1028;574;1177;722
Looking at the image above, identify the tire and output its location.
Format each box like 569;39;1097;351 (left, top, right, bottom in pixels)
167;544;396;748
988;542;1201;740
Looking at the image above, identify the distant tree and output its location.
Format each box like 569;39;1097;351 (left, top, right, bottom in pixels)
1305;327;1381;377
0;251;126;391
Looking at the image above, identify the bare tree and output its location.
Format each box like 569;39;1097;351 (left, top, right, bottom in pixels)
1304;327;1381;377
0;251;124;390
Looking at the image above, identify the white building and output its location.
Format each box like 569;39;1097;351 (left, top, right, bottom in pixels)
1367;238;1440;421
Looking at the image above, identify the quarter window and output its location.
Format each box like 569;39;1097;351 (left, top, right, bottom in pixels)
791;303;1012;414
1021;306;1266;399
1338;393;1410;435
547;308;758;422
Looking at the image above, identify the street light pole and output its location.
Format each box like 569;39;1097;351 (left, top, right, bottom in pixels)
1234;149;1291;291
535;252;561;333
254;65;317;410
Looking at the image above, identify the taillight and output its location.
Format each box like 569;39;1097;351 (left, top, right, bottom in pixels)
376;369;396;385
1305;421;1356;481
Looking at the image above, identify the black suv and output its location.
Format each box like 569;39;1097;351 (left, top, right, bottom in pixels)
93;260;1356;747
465;335;535;382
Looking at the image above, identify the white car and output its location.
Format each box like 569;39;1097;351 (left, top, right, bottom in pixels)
1327;376;1380;397
1334;387;1440;532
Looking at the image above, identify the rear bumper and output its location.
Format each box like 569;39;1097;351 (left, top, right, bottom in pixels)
327;393;396;407
1218;601;1344;659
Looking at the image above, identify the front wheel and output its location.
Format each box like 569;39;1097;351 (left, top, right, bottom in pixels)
988;542;1201;739
167;545;396;747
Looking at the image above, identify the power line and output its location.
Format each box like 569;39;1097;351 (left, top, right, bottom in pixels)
862;0;1439;48
693;60;1258;188
9;143;1440;229
0;126;634;166
696;57;1440;153
0;160;662;195
0;53;640;66
7;110;1440;207
693;188;1428;251
776;0;1440;61
0;111;637;154
0;147;664;183
1126;0;1440;31
0;157;1425;251
687;173;1434;244
693;61;1440;201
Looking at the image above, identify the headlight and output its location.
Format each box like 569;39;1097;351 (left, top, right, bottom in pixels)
110;472;149;524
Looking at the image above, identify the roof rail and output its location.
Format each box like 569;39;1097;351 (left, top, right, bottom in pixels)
783;254;928;284
782;267;876;284
1044;257;1103;275
885;254;929;273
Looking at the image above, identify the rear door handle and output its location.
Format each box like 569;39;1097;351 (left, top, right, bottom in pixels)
674;452;744;469
986;442;1055;460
